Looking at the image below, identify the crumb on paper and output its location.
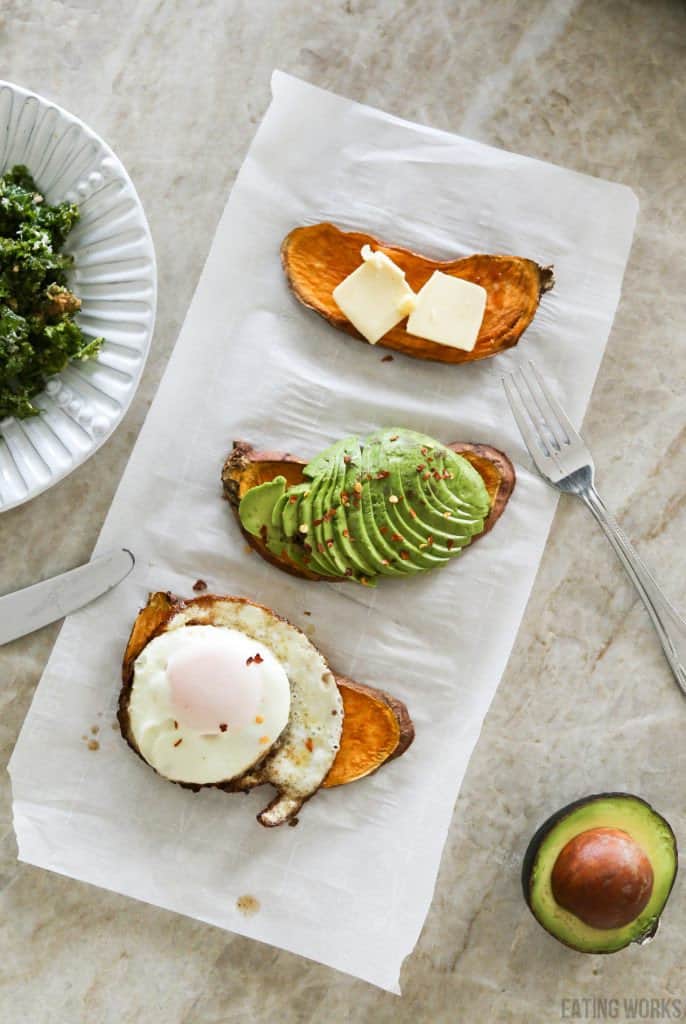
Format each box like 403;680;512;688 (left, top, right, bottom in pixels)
236;894;260;916
303;610;311;616
381;354;394;362
87;740;99;752
192;579;208;592
90;725;99;735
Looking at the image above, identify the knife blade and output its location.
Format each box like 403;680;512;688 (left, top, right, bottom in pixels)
0;548;135;646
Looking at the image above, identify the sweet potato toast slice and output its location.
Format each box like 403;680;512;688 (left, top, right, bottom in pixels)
281;223;553;364
120;591;414;792
221;438;515;581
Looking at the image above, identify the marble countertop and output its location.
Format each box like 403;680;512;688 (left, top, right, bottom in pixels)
2;2;685;1021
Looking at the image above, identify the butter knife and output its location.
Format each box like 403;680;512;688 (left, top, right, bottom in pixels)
0;548;135;646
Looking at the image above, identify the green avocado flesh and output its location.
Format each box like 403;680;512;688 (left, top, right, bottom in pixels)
526;795;678;954
238;429;491;584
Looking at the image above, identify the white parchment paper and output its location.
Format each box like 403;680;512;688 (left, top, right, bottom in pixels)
9;72;638;993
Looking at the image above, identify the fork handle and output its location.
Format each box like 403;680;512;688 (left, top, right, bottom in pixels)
581;486;686;696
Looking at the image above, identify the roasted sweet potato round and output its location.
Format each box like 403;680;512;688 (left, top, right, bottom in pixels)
281;223;553;363
120;592;415;819
221;439;515;583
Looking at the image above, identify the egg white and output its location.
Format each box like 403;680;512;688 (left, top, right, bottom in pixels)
129;625;291;784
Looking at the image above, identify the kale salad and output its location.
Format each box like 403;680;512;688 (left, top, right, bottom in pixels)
0;165;102;420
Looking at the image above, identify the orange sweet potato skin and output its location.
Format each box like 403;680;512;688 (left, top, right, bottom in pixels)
281;223;553;363
119;591;414;791
221;439;515;583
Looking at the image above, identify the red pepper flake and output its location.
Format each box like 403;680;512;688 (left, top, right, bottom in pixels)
289;494;299;503
423;472;431;480
421;447;429;456
353;481;362;495
433;471;441;480
389;434;399;441
427;536;434;546
399;550;410;560
342;529;350;538
340;491;350;505
416;464;425;472
447;539;454;550
304;738;314;752
379;525;388;534
376;470;390;479
219;723;228;732
326;539;334;548
303;542;312;553
259;524;268;540
409;507;417;519
317;543;325;553
381;354;394;362
192;578;208;592
391;532;404;543
246;653;264;666
344;568;353;576
173;738;183;747
343;455;352;464
313;517;323;527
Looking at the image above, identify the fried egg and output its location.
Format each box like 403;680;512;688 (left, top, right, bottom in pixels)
126;597;343;826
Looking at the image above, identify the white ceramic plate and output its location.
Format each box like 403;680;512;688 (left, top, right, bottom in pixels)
0;81;156;513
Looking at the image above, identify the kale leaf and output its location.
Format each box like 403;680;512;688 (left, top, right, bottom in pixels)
0;165;102;420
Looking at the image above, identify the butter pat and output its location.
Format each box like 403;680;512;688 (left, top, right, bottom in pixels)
332;245;416;344
406;271;487;351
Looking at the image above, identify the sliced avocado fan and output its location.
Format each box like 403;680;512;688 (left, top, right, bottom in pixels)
238;429;491;584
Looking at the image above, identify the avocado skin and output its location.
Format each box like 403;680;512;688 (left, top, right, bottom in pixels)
522;793;678;953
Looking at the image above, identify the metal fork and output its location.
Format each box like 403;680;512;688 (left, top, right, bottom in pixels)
503;361;686;696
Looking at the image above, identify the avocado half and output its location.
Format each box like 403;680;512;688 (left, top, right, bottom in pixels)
522;793;678;954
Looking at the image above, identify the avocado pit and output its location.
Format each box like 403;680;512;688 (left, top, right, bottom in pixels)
551;827;654;930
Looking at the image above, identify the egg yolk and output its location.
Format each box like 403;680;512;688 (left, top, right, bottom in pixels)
167;631;264;733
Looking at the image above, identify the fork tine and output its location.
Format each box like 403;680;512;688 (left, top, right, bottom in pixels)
502;372;552;460
515;363;565;452
525;361;578;446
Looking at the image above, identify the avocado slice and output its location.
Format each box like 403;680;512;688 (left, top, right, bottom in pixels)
522;793;678;954
238;476;313;571
327;442;378;579
318;438;364;579
360;432;422;575
300;473;339;576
